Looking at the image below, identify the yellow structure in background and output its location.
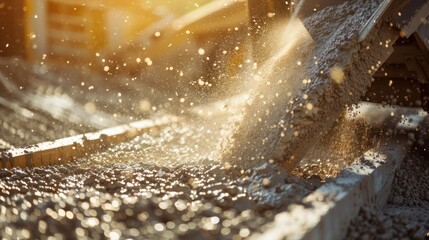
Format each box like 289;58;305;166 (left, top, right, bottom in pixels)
21;0;249;91
23;0;213;65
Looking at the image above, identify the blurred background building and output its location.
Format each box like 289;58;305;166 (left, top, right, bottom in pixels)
0;0;26;57
0;0;214;65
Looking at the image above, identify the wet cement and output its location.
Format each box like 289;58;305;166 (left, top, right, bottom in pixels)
223;0;400;170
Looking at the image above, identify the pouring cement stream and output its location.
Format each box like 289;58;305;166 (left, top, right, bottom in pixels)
222;0;400;170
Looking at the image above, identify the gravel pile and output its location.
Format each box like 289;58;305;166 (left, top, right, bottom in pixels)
0;162;267;239
0;119;318;239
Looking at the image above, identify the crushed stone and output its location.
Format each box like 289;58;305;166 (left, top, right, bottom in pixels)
0;114;318;239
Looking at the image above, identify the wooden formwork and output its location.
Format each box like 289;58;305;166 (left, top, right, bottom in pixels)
0;116;177;169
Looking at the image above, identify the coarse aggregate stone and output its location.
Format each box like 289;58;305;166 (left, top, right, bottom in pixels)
0;118;318;239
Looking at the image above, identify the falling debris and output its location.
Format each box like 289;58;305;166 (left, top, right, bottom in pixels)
223;0;400;171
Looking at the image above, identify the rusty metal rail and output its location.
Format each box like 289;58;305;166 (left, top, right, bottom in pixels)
0;115;178;169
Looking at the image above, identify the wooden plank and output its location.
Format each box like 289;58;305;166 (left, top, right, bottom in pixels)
0;116;177;169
